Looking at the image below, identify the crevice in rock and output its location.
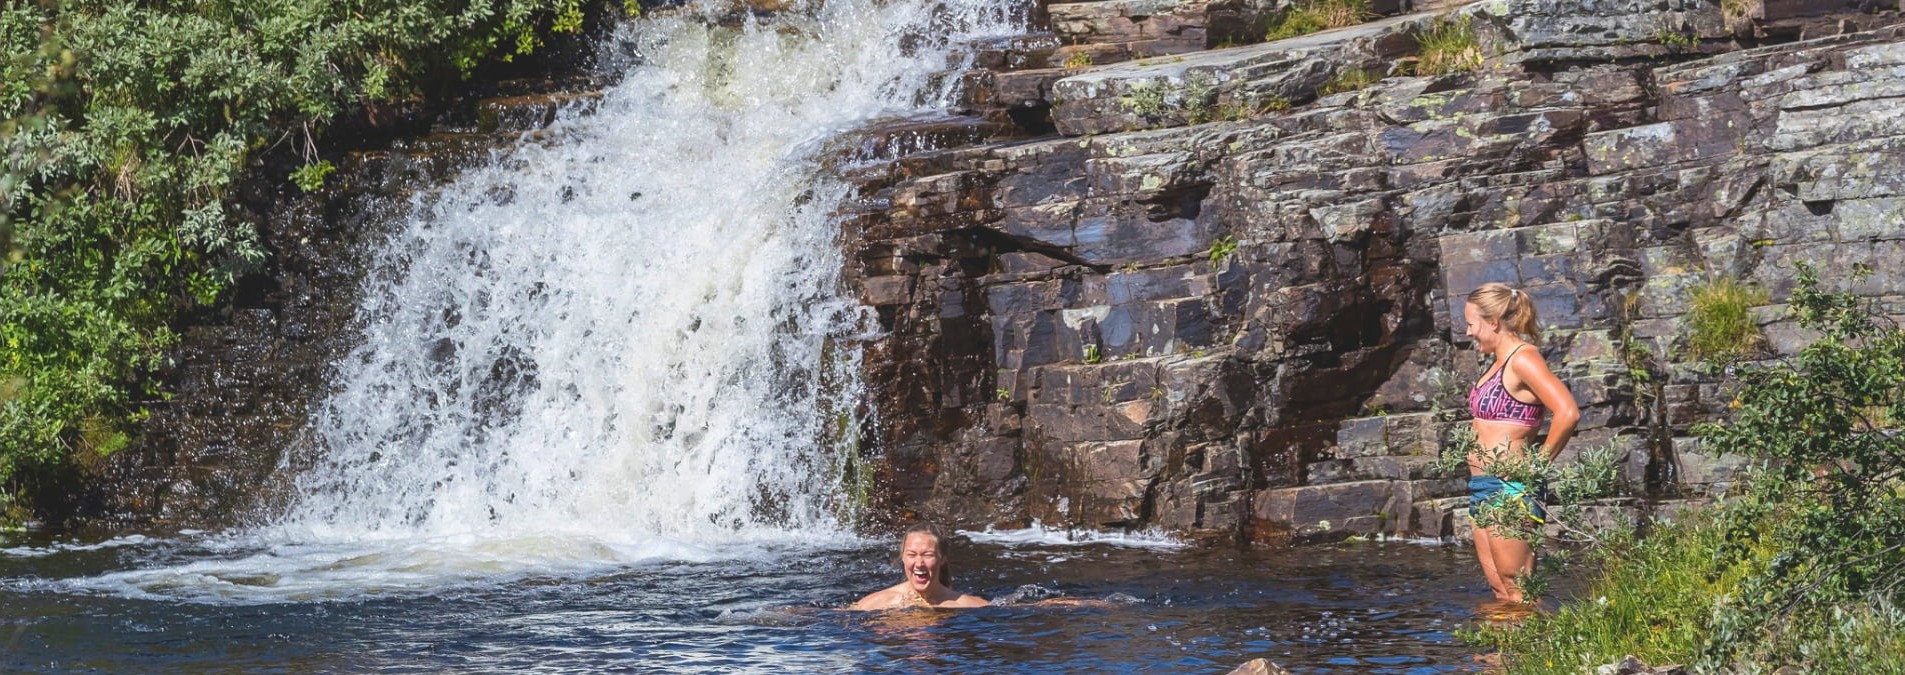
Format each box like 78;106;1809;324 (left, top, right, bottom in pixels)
953;225;1112;273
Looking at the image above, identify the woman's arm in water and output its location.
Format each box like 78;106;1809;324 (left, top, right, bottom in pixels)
943;593;989;608
1511;349;1580;460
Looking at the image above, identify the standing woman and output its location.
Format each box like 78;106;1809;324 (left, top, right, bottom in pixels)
1462;283;1580;603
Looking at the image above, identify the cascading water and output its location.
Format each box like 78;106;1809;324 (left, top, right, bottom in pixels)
46;0;1025;602
288;0;1022;541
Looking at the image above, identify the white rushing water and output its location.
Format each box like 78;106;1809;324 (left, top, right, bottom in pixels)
43;0;1027;602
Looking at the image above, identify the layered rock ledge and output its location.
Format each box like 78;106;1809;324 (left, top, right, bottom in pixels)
846;0;1905;543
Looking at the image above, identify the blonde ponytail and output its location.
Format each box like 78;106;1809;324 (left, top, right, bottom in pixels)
1467;282;1541;343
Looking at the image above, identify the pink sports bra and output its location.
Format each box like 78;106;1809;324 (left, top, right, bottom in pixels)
1468;345;1545;427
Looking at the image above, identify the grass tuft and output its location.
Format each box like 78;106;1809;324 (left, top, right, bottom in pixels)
1265;0;1371;41
1318;67;1378;96
1721;0;1753;31
1414;15;1483;76
1686;277;1768;362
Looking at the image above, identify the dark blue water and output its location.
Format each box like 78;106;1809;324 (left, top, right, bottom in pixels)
0;535;1496;673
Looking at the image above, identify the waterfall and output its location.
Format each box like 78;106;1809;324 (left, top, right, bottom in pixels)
274;0;1023;546
36;0;1029;603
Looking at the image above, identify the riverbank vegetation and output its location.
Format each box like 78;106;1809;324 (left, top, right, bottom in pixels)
0;0;625;523
1473;266;1905;673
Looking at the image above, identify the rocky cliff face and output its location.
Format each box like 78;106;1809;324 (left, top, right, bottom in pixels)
844;0;1905;542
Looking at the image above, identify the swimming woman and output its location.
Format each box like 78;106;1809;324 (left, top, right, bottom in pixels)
1462;283;1579;603
850;522;990;610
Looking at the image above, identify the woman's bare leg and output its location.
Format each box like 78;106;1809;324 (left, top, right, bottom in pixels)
1472;527;1511;600
1484;528;1535;603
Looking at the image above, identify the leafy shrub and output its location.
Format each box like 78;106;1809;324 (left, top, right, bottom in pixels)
291;161;338;193
1265;0;1371;41
1656;25;1700;51
1208;235;1238;264
1413;15;1483;76
1119;76;1220;124
1693;264;1905;670
1119;81;1170;119
0;0;616;521
1685;276;1768;362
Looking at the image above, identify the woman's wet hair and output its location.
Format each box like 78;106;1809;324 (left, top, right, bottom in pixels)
895;522;954;586
1467;282;1541;343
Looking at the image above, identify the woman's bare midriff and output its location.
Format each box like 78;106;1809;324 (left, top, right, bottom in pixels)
1467;420;1539;476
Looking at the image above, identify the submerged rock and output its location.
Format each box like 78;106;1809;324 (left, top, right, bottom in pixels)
1596;654;1688;675
1226;657;1294;675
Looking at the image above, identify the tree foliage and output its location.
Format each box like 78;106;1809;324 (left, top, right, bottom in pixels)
0;0;610;520
1694;263;1905;670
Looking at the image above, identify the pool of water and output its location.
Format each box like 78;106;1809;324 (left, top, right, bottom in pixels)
0;531;1503;673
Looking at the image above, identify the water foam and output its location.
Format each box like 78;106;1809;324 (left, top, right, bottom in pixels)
960;522;1189;549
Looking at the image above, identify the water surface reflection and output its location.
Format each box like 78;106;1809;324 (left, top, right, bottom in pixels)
1;535;1502;672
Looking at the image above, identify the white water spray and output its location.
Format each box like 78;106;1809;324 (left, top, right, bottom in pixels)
43;0;1026;601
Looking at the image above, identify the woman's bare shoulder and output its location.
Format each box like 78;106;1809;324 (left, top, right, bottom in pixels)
849;585;905;610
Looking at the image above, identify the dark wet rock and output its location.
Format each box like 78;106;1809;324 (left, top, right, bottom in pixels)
1464;0;1731;65
1046;0;1215;62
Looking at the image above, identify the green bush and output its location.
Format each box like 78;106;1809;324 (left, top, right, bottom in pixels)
1476;482;1905;674
1118;76;1220;124
1685;276;1768;362
1118;81;1170;119
0;0;617;521
290;161;338;193
1208;234;1238;264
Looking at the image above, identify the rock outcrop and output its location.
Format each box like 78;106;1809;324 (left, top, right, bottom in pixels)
846;0;1905;542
